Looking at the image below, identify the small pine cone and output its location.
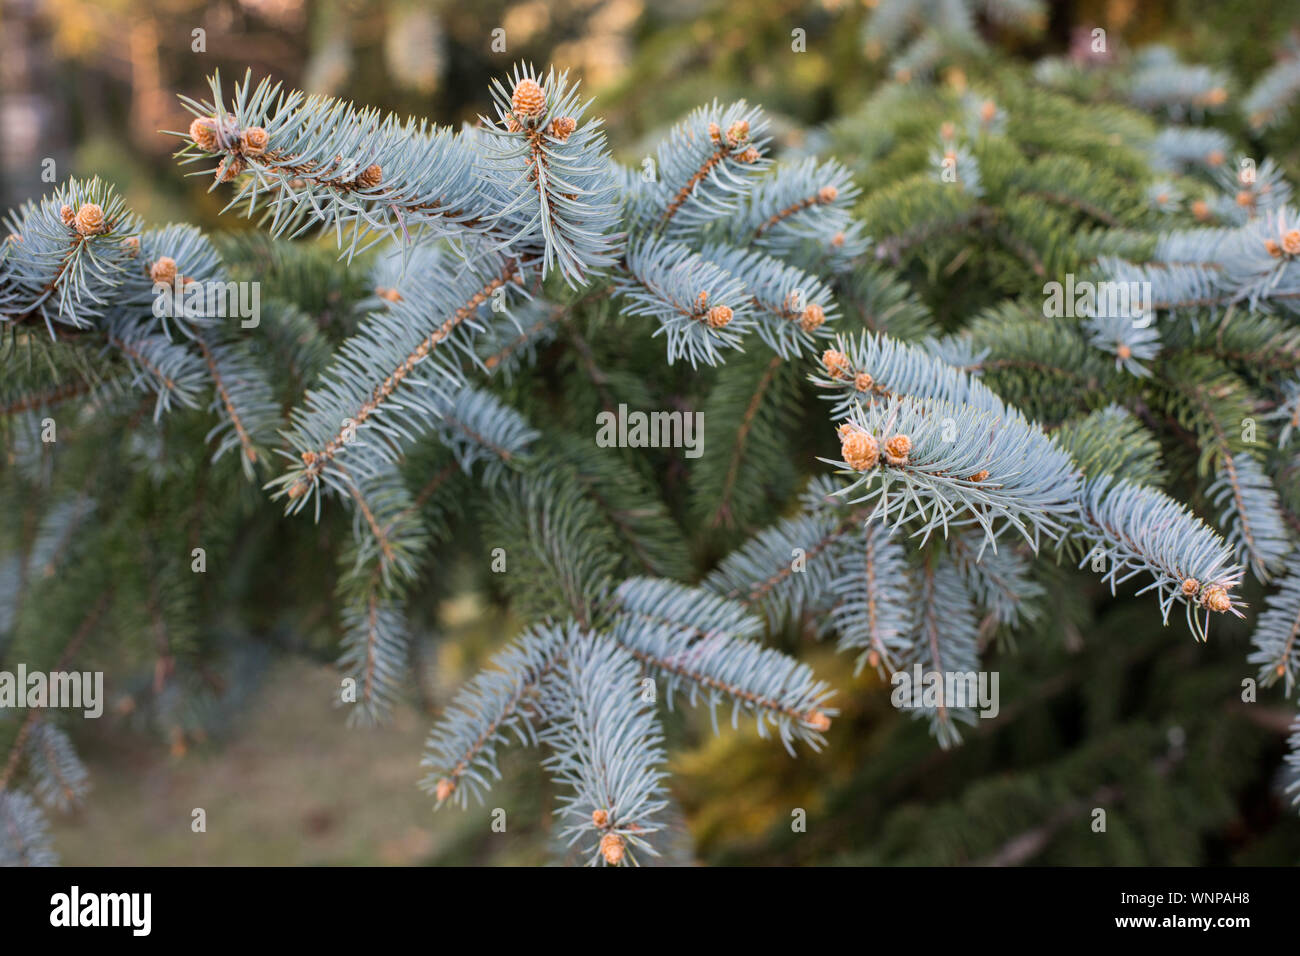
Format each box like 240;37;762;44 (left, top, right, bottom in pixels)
506;115;522;133
831;232;845;248
1202;86;1228;107
1283;230;1300;256
695;290;709;311
726;119;749;147
217;157;245;183
979;100;997;123
884;433;911;466
854;371;873;392
124;236;140;256
1155;192;1169;205
356;164;383;189
435;778;455;802
1191;200;1210;221
189;116;220;151
1116;343;1133;360
840;429;879;471
240;126;269;157
867;649;881;670
735;146;760;164
548;116;577;142
375;286;403;303
74;203;105;236
800;303;826;333
287;480;308;499
1236;190;1254;207
512;77;546;118
969;470;990;482
817;185;838;203
60;204;75;226
708;121;721;143
1266;239;1283;258
150;256;178;285
805;710;832;732
706;304;733;329
301;450;317;466
600;832;625;865
1206;150;1225;167
1181;577;1200;597
592;809;609;828
1201;585;1232;613
822;348;849;379
939;121;956;141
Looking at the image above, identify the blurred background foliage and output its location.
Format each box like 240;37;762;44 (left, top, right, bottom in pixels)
6;0;1300;865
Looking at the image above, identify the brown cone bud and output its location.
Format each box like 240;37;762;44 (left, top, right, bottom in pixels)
150;256;178;285
189;116;220;151
1201;586;1232;613
548;116;577;142
841;429;879;471
512;78;546;118
822;349;849;379
800;303;826;332
706;304;733;329
240;126;269;156
884;433;912;465
600;832;625;865
74;203;105;236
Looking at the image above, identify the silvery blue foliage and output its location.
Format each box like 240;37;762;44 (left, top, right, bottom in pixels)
905;556;981;749
1248;563;1300;696
176;71;496;259
1206;453;1291;582
829;393;1081;550
641;99;771;238
1127;46;1231;120
616;235;756;366
1147;126;1233;174
931;140;984;198
9;47;1290;855
25;721;90;812
729;156;869;270
1076;475;1244;641
0;789;57;866
611;578;836;754
539;633;670;865
0;178;139;334
698;242;837;358
1243;54;1300;130
268;245;518;516
420;622;571;810
829;520;915;674
478;64;623;284
704;509;848;629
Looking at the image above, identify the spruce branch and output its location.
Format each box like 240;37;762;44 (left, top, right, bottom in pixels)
270;249;520;514
645;100;770;235
420;622;571;809
539;632;670;866
615;235;755;367
612;578;836;754
1074;475;1245;641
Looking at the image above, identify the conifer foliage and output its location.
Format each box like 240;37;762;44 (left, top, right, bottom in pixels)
4;32;1300;865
